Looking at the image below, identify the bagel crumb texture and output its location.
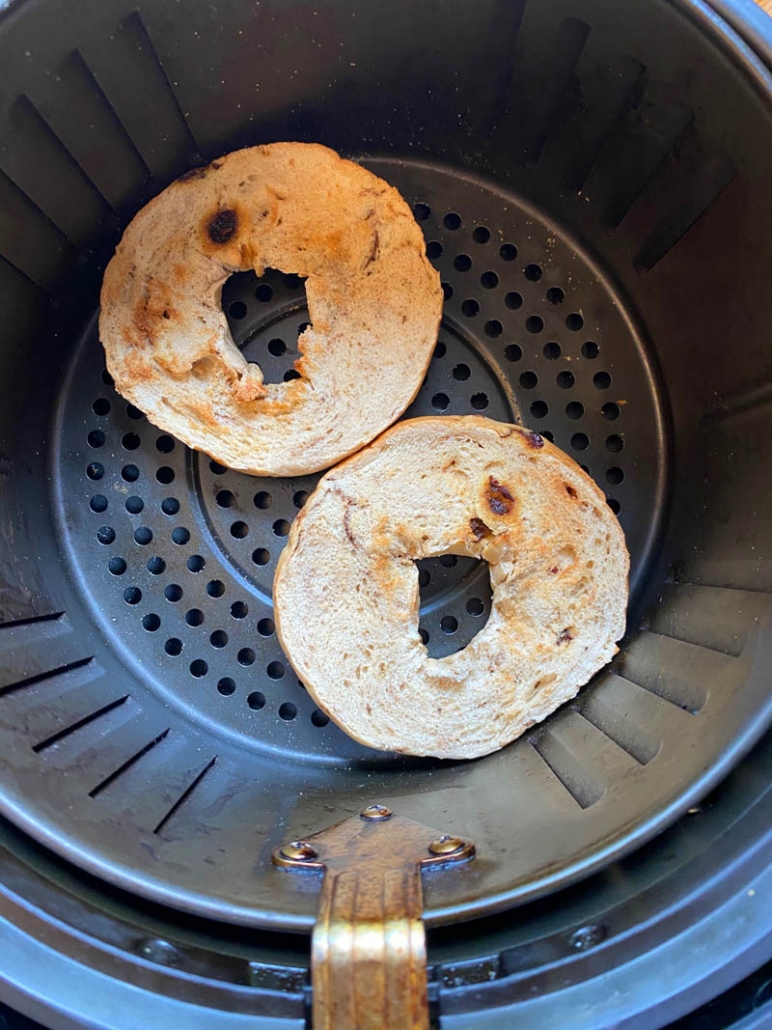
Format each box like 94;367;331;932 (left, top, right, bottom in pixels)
274;415;629;759
99;143;442;476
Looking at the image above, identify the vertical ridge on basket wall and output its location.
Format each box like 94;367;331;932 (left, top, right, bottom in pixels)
0;169;76;290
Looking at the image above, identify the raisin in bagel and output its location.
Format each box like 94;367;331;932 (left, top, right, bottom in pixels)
274;415;629;759
99;143;441;476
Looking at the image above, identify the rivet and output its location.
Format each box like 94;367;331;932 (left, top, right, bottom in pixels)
569;925;607;951
361;804;393;821
136;937;182;966
428;835;466;856
280;840;318;861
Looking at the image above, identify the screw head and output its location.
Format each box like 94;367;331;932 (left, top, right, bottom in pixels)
569;925;607;951
428;834;466;856
361;804;393;821
280;840;318;861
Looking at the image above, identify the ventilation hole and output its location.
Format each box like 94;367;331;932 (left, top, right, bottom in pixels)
418;569;431;588
279;702;297;720
210;461;226;475
86;462;104;481
547;287;565;305
566;402;584;420
441;282;453;299
602;403;620;421
500;243;517;261
108;557;127;576
440;615;459;634
255;283;273;302
606;434;624;452
519;371;538;389
453;363;471;381
172;527;190;545
594;371;612;389
92;398;111;417
268;337;286;356
254;491;272;509
505;344;522;362
210;630;228;648
248;691;266;710
311;709;330;727
218;677;236;696
434;341;446;359
122;464;140;482
293;490;309;509
147;556;166;575
156;466;175;484
238;648;255;666
258;618;275;636
485;319;502;338
165;637;183;656
480;271;498;289
426;241;443;260
525;315;544;334
467;597;485;616
444;212;461;230
471;393;489;410
454;254;472;272
252;548;270;566
231;601;248;619
267;661;285;680
121;433;141;452
207;580;225;598
284;273;302;291
123;586;142;605
543;342;561;360
216;490;234;508
164;584;182;602
185;608;204;627
524;263;543;282
134;526;153;545
125;496;144;514
101;369;114;387
530;400;548;419
97;526;115;545
90;494;108;513
582;341;599;359
298;322;311;337
230;520;249;539
607;498;621;515
571;433;590;451
432;390;449;411
566;313;584;331
419;628;429;644
229;301;247;319
154;438;175;459
143;613;160;632
543;430;554;442
88;430;105;448
461;299;479;317
606;467;625;486
413;202;430;221
190;659;208;678
557;371;575;389
439;554;458;568
126;404;143;420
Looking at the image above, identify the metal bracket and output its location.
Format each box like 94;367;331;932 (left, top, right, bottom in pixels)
272;805;475;1030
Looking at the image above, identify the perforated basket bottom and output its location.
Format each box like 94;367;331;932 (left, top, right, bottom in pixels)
58;160;665;761
15;159;765;935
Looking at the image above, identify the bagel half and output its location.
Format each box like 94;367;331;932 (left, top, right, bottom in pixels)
274;416;629;759
99;143;442;476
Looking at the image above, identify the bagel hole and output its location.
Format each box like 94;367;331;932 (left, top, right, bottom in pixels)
416;555;493;658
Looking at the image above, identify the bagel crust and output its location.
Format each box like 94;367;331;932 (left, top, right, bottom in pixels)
274;416;630;759
99;144;442;476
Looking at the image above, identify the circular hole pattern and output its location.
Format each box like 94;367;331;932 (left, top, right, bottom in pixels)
473;226;490;243
86;462;104;481
101;369;114;387
453;363;471;381
252;548;270;566
431;392;449;411
530;400;548;419
210;630;228;648
571;433;590;451
480;271;498;289
547;287;565;305
147;556;166;575
426;241;443;260
440;615;458;634
143;613;160;632
126;496;144;514
607;498;621;515
210;461;226;475
108;557;127;576
434;342;446;359
187;554;205;572
172;527;190;545
255;283;273;302
206;580;225;598
471;393;489;410
543;342;561;360
92;398;111;416
268;337;286;356
566;313;584;331
440;554;458;568
134;526;153;545
165;584;182;602
485;319;502;338
566;401;584;420
248;691;265;710
500;243;517;261
230;520;249;539
185;608;204;627
88;430;105;448
311;709;330;727
90;494;108;513
279;702;297;721
582;341;599;359
602;403;620;421
238;647;255;666
165;637;182;656
258;618;275;636
444;212;461;230
122;465;139;482
190;659;208;678
454;254;472;272
273;519;291;537
505;344;522;362
524;263;542;282
122;432;140;450
126;404;143;420
156;435;175;454
525;315;544;334
97;526;115;545
218;677;236;696
557;371;575;389
231;601;248;619
267;661;285;680
293;490;309;509
606;467;624;486
441;282;453;299
594;371;612;389
504;291;523;309
519;371;538;390
413;202;430;221
156;467;175;485
254;491;272;510
467;597;485;616
229;301;247;320
461;299;479;317
123;586;142;605
606;434;624;452
216;490;234;508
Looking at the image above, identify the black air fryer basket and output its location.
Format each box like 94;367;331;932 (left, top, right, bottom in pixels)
2;0;772;1026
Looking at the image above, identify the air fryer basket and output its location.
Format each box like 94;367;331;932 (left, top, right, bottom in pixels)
2;0;772;987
